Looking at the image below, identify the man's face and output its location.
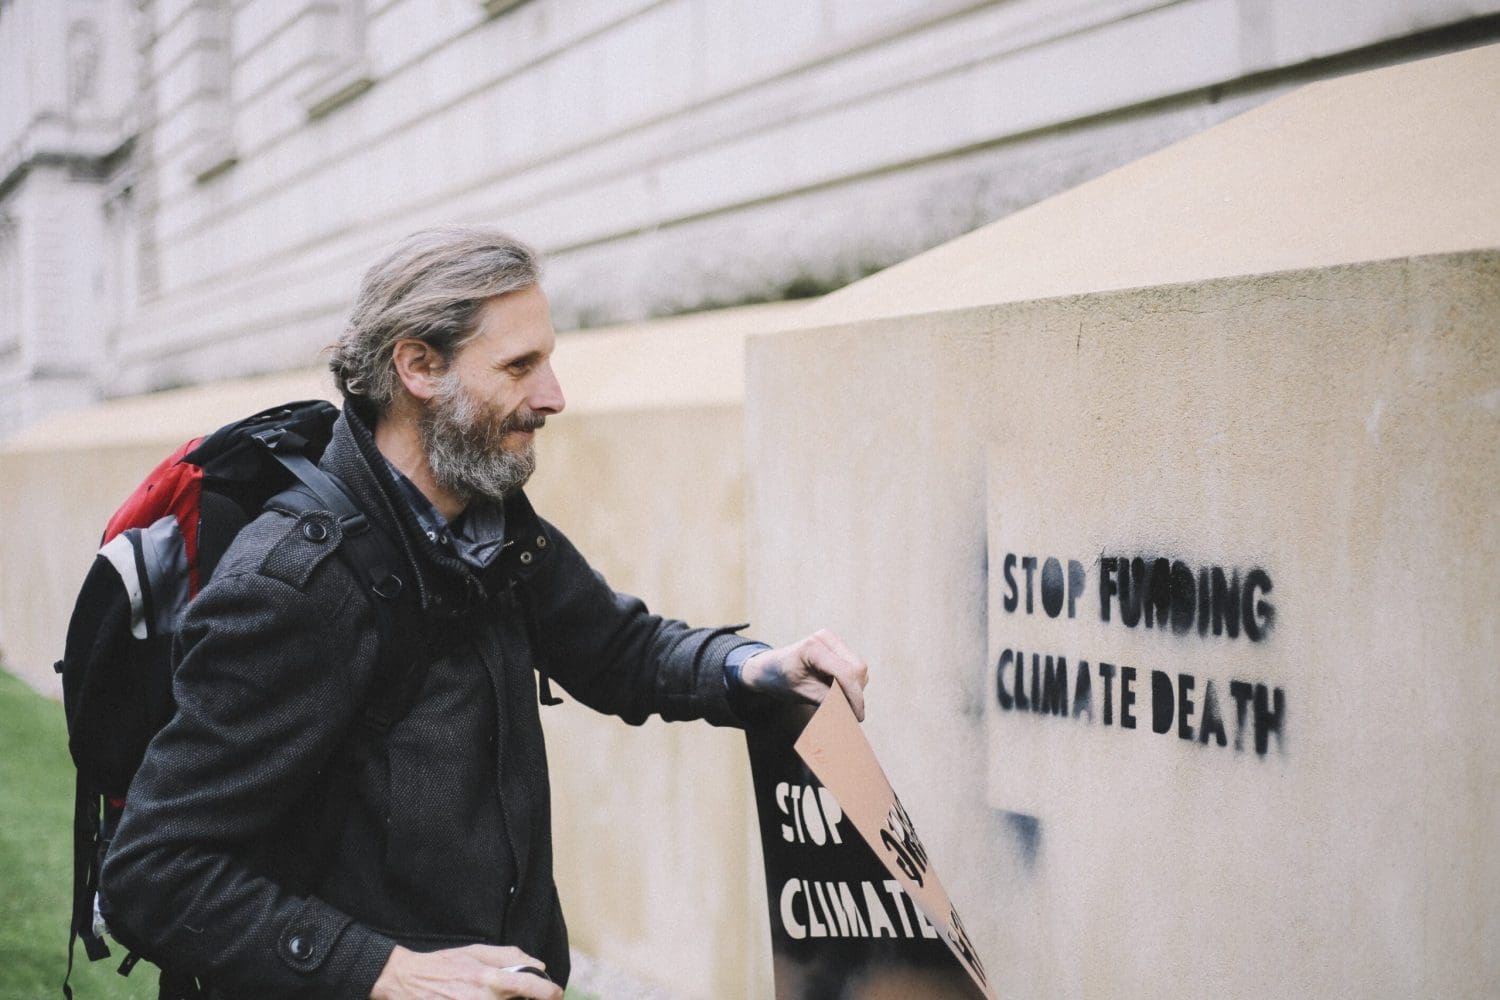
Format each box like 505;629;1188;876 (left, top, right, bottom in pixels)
420;285;565;504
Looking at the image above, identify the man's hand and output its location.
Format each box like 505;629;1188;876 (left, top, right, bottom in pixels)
370;944;562;1000
739;629;871;721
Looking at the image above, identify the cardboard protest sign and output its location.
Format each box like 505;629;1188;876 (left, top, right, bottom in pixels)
747;687;995;1000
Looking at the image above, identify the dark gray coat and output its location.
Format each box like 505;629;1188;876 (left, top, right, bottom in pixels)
100;407;755;999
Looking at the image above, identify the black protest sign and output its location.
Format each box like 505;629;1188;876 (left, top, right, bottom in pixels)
747;688;994;999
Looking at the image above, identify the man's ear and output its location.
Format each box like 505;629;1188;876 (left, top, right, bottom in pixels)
391;339;447;403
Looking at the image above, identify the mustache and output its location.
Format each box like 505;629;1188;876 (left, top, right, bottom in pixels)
506;411;546;433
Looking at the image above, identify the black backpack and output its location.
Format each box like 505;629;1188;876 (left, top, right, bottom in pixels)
56;400;423;1000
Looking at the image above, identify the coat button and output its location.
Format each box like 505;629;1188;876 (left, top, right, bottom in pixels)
519;551;533;565
302;521;328;542
287;933;313;959
536;535;547;548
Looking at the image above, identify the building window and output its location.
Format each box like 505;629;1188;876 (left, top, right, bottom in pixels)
299;0;374;120
101;174;139;353
181;0;237;183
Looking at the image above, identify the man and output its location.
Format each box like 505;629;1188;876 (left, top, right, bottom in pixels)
101;227;869;1000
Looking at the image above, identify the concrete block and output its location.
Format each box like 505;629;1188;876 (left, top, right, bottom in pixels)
747;251;1500;998
745;44;1500;999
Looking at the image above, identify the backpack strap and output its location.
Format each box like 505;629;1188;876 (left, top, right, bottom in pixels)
265;481;426;729
253;429;428;763
256;443;423;710
252;429;407;598
255;437;433;927
70;774;110;957
62;775;109;999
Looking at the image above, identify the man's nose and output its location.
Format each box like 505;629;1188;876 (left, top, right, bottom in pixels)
532;362;566;415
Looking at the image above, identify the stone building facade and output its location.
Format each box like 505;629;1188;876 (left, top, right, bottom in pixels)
1;0;1498;436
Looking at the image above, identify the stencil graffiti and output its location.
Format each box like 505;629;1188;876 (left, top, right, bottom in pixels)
995;553;1286;756
1002;553;1275;640
993;651;1286;754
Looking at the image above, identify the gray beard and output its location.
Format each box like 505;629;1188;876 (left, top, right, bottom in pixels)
420;371;539;505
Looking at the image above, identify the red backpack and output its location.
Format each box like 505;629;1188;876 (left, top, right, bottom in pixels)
56;400;421;1000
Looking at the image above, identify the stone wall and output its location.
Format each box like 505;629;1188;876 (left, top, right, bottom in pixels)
10;0;1496;430
743;45;1500;998
749;251;1500;997
0;0;137;429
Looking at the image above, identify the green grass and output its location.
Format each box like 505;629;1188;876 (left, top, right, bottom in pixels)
0;668;156;1000
0;669;594;1000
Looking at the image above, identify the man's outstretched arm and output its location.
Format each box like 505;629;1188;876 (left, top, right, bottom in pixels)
524;518;869;726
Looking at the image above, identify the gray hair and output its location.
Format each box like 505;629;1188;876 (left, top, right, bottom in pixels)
330;226;542;414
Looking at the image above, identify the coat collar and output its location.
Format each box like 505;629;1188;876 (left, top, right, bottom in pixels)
320;403;551;616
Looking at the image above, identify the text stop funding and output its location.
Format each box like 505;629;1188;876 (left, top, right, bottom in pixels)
995;552;1286;757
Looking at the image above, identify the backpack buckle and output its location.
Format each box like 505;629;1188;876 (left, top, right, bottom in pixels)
251;428;287;451
252;428;311;454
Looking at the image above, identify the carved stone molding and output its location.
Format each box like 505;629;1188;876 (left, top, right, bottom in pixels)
481;0;529;18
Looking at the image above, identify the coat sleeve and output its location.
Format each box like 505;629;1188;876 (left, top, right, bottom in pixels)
100;527;396;1000
520;517;761;727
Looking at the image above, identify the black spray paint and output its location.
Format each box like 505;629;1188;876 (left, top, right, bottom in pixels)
997;550;1284;757
993;648;1286;756
1002;552;1274;640
1096;557;1274;641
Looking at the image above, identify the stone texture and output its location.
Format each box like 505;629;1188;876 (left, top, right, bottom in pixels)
746;45;1500;999
14;0;1499;428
